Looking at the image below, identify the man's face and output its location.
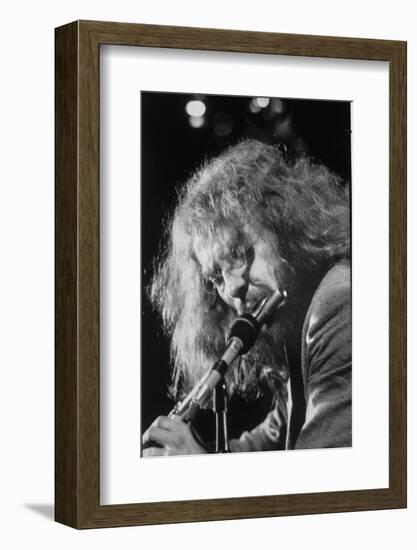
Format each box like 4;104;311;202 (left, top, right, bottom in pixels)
195;226;282;317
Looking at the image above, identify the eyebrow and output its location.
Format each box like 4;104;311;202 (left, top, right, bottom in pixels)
191;249;217;280
202;262;221;280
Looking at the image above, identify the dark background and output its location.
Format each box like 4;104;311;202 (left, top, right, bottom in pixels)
141;91;351;444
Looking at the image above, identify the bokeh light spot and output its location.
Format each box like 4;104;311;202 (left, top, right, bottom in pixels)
186;100;206;117
189;115;205;128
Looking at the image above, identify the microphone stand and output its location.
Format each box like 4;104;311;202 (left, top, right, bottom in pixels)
213;380;229;453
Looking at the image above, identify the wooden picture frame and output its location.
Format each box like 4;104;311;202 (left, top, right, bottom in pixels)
55;20;406;528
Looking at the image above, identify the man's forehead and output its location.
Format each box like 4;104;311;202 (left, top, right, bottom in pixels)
193;226;256;269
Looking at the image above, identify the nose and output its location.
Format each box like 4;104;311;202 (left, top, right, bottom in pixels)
223;267;248;303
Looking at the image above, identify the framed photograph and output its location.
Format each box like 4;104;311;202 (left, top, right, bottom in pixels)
55;20;406;528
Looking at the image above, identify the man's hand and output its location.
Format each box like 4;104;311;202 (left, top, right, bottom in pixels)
142;415;207;457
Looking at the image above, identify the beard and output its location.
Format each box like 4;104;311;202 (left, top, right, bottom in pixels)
225;313;290;402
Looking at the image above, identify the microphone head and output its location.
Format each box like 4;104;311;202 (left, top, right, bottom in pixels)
227;290;287;355
228;314;259;354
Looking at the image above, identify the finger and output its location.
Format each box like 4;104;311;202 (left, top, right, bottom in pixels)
141;417;172;444
151;415;180;431
142;446;167;457
142;425;177;447
168;414;186;424
141;416;176;446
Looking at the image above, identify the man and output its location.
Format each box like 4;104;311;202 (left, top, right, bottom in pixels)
142;139;351;456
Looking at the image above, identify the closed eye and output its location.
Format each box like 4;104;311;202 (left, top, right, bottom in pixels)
229;245;254;267
208;271;224;288
230;245;246;264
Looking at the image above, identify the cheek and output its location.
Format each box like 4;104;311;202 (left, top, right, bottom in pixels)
216;287;232;307
250;262;277;288
268;264;280;285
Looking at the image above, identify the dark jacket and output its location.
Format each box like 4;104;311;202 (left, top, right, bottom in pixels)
230;260;352;452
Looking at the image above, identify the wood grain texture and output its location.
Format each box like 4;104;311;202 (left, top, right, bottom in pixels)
388;41;407;506
55;21;79;527
55;20;407;529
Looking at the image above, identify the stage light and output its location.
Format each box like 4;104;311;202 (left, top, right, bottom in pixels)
189;115;205;128
249;99;261;113
254;97;270;108
186;100;206;117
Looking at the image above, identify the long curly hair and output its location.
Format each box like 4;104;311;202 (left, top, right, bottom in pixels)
150;140;350;401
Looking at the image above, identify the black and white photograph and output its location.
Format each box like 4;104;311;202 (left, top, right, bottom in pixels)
1;0;411;543
141;91;352;456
